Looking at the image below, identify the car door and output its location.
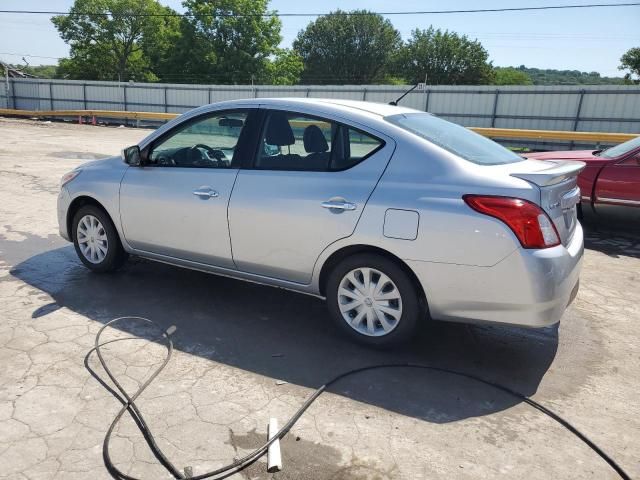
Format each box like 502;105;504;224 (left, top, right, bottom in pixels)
228;108;394;284
594;154;640;222
119;109;256;267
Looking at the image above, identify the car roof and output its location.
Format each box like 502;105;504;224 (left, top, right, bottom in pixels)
263;98;420;117
211;97;421;118
140;97;424;150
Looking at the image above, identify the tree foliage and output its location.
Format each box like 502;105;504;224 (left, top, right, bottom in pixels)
167;0;281;84
619;47;640;84
50;2;628;86
397;28;494;85
293;11;402;84
260;49;303;85
492;67;533;85
52;0;179;81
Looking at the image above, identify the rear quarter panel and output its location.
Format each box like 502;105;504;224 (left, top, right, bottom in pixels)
324;131;540;269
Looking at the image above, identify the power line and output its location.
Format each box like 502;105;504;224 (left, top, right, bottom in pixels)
0;3;639;17
0;52;61;60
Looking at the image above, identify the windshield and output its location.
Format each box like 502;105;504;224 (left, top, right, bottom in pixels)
600;135;640;159
385;113;524;165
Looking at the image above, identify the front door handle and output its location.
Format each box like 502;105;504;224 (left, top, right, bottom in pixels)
193;187;219;199
321;200;357;211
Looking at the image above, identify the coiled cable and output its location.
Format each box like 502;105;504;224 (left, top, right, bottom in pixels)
87;317;631;480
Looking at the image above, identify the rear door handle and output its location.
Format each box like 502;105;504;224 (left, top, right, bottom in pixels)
321;200;357;211
193;187;219;199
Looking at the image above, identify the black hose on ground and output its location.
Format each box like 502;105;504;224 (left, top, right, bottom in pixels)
88;317;631;480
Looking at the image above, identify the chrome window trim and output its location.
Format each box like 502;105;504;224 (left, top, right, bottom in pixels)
597;197;640;206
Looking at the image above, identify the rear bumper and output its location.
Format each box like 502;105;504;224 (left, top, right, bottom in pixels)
408;223;584;328
57;187;71;242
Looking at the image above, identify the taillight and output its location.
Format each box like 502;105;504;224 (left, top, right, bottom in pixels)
463;195;560;249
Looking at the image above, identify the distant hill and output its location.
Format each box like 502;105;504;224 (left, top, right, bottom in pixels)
512;65;626;85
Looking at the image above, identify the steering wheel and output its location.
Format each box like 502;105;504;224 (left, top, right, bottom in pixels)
155;153;175;166
190;144;228;166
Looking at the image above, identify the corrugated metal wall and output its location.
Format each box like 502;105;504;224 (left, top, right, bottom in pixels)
0;80;7;108
2;79;639;136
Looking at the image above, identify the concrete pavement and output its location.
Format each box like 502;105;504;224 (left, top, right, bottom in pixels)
0;118;638;479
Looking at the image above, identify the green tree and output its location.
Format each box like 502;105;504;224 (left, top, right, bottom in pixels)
493;67;533;85
137;9;181;82
52;0;180;81
261;49;303;85
397;27;494;85
293;10;402;85
168;0;281;84
619;47;640;84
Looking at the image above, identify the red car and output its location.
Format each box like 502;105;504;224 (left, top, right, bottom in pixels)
526;136;640;225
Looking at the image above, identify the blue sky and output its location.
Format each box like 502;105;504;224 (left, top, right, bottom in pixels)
1;0;638;78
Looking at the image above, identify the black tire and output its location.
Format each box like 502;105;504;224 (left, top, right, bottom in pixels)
325;253;422;347
72;204;128;273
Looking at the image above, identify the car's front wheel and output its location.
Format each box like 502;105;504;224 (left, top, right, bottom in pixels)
72;205;127;272
326;253;422;347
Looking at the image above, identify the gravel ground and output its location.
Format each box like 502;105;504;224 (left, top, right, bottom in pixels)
0;117;638;480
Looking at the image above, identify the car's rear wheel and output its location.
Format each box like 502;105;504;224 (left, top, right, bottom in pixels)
72;205;127;272
326;253;421;347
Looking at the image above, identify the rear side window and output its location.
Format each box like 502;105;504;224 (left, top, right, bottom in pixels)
386;113;523;166
255;111;383;171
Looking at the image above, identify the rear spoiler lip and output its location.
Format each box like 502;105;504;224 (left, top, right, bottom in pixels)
510;160;586;187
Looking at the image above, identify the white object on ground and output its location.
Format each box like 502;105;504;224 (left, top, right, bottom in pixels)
267;417;282;473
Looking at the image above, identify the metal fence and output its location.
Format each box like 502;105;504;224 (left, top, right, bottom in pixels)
2;78;639;144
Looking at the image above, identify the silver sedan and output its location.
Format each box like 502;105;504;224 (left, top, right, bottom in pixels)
57;98;584;346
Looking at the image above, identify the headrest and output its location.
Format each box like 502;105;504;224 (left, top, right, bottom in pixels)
265;112;295;146
303;125;329;153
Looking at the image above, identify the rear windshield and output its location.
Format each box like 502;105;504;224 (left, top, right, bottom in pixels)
385;113;524;165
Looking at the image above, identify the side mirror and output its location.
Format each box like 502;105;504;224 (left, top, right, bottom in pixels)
123;145;142;166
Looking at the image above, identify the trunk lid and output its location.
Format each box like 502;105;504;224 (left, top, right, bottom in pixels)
510;159;585;246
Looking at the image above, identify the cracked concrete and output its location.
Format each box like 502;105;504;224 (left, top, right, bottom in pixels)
0;117;638;479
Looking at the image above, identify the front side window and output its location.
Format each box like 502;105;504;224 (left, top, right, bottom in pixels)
255;111;383;171
386;113;524;166
599;135;640;159
148;111;248;168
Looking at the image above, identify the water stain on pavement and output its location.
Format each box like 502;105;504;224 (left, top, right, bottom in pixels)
229;428;395;480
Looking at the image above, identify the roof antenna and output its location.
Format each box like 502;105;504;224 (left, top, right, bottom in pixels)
389;74;427;106
388;83;418;106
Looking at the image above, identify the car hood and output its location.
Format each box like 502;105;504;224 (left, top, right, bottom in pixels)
78;155;126;170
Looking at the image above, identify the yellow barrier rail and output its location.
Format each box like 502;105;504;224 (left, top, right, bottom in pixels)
469;127;637;144
0;108;177;121
1;108;637;144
